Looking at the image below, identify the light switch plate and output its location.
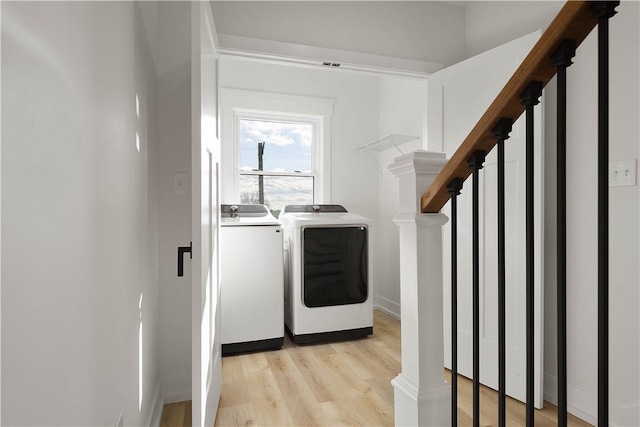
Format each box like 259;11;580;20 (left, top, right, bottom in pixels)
174;173;188;195
609;159;637;187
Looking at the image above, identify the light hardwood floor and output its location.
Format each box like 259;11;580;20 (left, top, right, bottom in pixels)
160;400;191;427
161;310;592;427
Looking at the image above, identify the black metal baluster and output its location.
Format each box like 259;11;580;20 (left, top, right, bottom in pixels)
592;3;618;425
520;81;542;427
468;150;485;427
448;178;464;427
493;118;513;427
551;38;577;427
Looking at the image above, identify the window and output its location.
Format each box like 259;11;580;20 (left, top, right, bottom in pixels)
238;118;315;216
220;89;334;215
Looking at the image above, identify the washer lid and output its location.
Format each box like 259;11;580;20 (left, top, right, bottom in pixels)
221;204;280;226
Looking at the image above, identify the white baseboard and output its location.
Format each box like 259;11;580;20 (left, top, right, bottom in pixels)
544;371;597;425
374;296;400;320
160;371;191;404
162;389;192;405
611;401;640;427
147;383;164;427
544;372;639;426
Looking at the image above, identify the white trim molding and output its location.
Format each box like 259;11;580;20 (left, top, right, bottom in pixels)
217;33;443;78
374;297;401;320
219;88;334;205
392;375;451;427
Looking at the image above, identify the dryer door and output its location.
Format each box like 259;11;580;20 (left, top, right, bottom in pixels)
302;226;368;307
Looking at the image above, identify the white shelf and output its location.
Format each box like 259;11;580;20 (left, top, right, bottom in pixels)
356;134;420;175
356;134;419;153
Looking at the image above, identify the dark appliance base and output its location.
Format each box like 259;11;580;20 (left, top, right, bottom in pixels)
286;325;373;345
222;337;284;356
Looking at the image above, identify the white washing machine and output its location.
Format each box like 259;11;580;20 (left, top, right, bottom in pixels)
279;204;373;344
220;204;284;355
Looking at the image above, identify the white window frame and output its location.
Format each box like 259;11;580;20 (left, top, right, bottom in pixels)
220;88;334;205
236;112;319;197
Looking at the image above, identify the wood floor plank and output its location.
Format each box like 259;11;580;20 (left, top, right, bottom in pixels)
159;310;593;427
263;349;324;426
252;396;296;427
214;403;256;427
238;352;278;403
160;400;190;427
160;404;184;427
218;355;250;408
320;349;375;399
335;342;379;380
287;345;334;403
366;376;395;407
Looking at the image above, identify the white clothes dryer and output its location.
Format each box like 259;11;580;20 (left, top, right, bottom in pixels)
279;204;373;344
220;204;284;355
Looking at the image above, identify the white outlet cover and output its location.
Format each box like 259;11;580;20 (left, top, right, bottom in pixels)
609;159;637;187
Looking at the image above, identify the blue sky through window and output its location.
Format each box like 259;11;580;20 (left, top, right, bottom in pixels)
240;119;312;172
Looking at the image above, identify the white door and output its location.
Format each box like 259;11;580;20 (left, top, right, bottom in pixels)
429;31;545;407
191;3;221;426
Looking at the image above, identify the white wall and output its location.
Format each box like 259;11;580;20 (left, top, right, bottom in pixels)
466;2;640;425
375;76;426;317
1;2;161;425
465;1;563;58
153;1;194;403
0;2;3;420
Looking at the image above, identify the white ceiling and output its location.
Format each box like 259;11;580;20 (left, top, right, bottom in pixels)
210;1;468;70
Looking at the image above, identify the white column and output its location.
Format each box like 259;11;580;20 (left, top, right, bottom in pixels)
389;150;450;427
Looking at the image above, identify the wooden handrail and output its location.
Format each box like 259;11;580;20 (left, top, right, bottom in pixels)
421;0;598;213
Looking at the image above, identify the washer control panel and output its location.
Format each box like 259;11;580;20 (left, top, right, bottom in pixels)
221;204;270;218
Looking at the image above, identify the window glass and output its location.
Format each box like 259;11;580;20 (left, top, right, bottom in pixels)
239;175;314;218
240;120;312;173
238;118;316;215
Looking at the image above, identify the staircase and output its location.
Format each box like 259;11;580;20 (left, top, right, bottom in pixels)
390;2;633;426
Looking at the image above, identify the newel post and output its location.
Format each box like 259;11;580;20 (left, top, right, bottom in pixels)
389;150;450;427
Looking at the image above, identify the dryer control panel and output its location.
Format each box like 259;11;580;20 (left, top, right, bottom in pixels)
282;204;348;214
